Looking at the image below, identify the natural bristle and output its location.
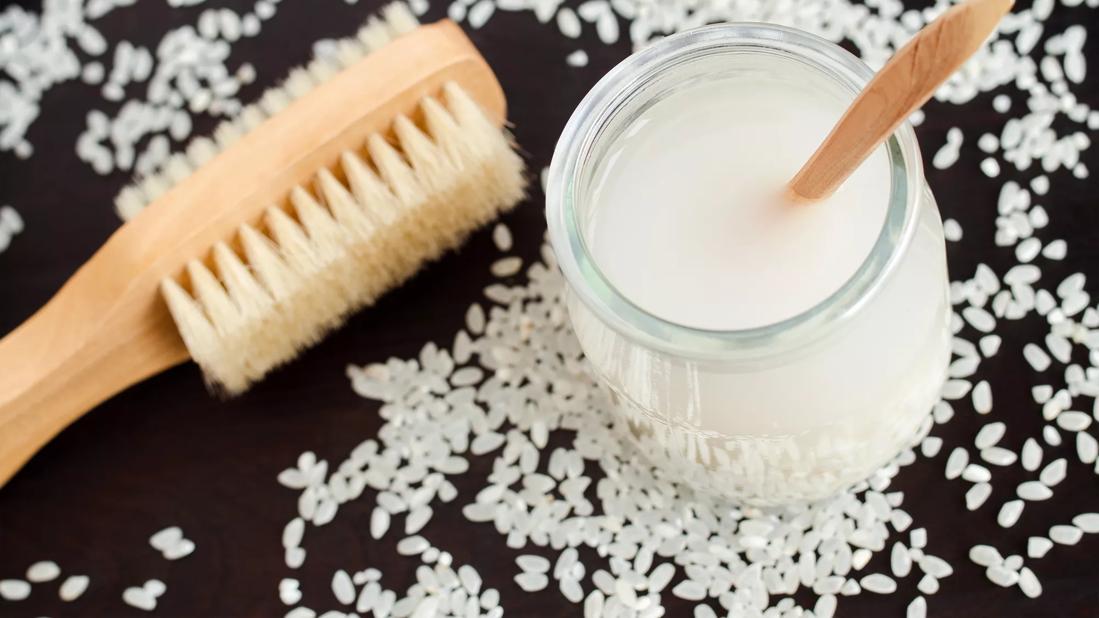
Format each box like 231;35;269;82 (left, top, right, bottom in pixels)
160;80;525;395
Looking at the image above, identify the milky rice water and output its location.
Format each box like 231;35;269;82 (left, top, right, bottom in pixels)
546;24;952;506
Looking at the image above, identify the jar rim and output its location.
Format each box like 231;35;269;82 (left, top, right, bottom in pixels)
545;23;926;361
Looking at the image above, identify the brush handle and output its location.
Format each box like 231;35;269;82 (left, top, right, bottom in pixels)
0;20;507;487
787;0;1013;202
0;255;188;486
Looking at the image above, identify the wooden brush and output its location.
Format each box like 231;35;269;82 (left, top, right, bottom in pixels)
787;0;1013;202
0;3;526;486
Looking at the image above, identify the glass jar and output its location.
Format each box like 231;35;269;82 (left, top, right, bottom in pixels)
545;24;951;506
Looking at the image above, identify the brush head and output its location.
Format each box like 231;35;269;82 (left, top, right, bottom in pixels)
147;6;525;395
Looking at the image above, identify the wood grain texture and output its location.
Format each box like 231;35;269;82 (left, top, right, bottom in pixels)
0;19;506;487
0;2;1097;617
788;0;1014;202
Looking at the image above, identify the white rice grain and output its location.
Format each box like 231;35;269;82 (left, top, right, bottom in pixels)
370;507;390;540
517;555;551;574
162;538;195;561
1017;481;1053;501
1050;524;1083;545
331;570;355;605
980;157;1001;177
986;565;1018;587
0;579;31;601
891;542;912;577
943;218;963;241
907;596;927;618
945;447;968;479
1018;567;1042;598
981;446;1017;466
1039;458;1067;487
965;483;992;510
1023;344;1052;371
980;332;1006;356
860;573;897;594
998;500;1025;528
961;463;991;483
492;223;513;252
1042;239;1067;260
515;572;548;592
1077;431;1098;464
122;586;157;611
671;580;706;601
58;574;90;602
968;544;1002;567
932;130;962;169
556;8;581;38
150;526;183;551
396;535;429;556
974;422;1005;449
1056;411;1091;431
1027;536;1053;559
467;0;496;28
491;257;523;278
26;560;60;583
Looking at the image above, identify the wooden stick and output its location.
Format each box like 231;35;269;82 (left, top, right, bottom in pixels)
787;0;1014;203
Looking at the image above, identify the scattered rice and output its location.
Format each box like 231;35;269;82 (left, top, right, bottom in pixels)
986;565;1019;587
966;483;992;511
1049;524;1083;545
932;129;963;169
492;223;513;252
1017;481;1054;501
981;447;1016;467
1021;438;1044;471
515;572;548;592
969;544;1002;567
490;256;523;277
998;500;1025;528
26;560;60;583
516;555;550;574
1077;431;1098;464
58;574;90;602
1023;344;1052;371
980;157;1001;177
566;50;589;67
1027;536;1053;559
974;422;1005;449
1039;458;1067;487
1018;566;1042;598
945;447;968;479
331;569;355;605
0;579;31;601
859;573;897;594
942;218;963;241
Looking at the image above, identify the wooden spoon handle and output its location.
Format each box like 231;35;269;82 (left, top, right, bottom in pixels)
787;0;1014;202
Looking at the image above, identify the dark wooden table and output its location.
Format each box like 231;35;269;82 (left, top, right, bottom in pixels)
1;0;1098;616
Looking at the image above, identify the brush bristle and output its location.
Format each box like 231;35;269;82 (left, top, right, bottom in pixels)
161;82;526;395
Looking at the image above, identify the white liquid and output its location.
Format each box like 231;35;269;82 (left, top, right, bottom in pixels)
588;73;891;330
561;52;953;505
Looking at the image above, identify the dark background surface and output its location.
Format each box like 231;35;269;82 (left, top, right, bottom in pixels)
1;0;1098;616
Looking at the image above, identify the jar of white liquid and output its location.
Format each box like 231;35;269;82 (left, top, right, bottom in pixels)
546;24;952;506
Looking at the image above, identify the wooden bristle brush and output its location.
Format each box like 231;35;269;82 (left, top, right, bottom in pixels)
0;3;526;486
